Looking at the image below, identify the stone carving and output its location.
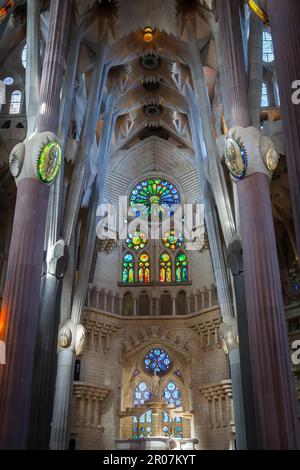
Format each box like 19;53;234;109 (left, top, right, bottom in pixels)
9;142;25;177
260;135;279;171
58;326;72;349
75;324;87;356
149;370;161;399
219;318;239;355
48;239;68;278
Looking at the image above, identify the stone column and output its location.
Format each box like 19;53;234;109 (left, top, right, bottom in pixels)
266;0;300;257
118;295;123;315
0;0;71;450
49;349;74;450
103;290;108;312
111;293;115;314
133;296;138;317
218;0;300;449
171;293;176;316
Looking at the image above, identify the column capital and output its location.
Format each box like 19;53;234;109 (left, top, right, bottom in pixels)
9;132;62;186
224;126;279;182
219;317;239;355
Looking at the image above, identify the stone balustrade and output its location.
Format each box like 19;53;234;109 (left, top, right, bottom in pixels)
85;283;218;317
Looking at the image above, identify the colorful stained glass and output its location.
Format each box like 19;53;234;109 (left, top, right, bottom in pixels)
162;381;183;437
160;253;172;283
175;253;188;283
162;230;184;250
0;0;14;25
122;253;135;283
129;178;180;218
38;141;62;184
133;382;152;438
144;348;172;376
138;253;150;283
126;231;148;251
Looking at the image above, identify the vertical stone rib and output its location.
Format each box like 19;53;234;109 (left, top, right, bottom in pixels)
239;173;300;449
267;0;300;257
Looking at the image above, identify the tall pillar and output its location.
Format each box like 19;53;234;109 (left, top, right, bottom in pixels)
218;0;300;448
266;0;300;258
0;0;71;449
205;182;247;449
133;297;138;317
171;294;176;316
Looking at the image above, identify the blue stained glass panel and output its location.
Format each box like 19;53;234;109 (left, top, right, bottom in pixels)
143;348;172;376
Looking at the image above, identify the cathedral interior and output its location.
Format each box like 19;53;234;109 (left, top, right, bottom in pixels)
0;0;300;451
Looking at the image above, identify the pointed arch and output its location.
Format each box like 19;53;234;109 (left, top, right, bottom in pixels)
175;252;188;283
138;252;151;283
122;252;135;284
159;252;172;283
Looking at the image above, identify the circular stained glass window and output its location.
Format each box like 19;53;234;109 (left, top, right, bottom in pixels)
3;76;14;86
126;231;148;251
129;178;180;219
162;230;184;250
144;348;172;376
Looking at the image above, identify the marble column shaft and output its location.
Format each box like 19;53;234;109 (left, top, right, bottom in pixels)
267;0;300;257
238;174;300;448
0;0;71;449
217;0;300;448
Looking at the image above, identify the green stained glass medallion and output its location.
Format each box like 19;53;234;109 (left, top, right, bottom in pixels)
126;231;148;251
38;141;62;184
162;230;184;250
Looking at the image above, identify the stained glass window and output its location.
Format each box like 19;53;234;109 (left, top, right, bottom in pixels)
162;230;184;250
133;382;152;439
263;31;274;63
163;381;182;407
144;348;172;376
261;83;269;108
133;381;152;405
162;381;183;438
160;253;172;284
129;178;180;218
9;90;22;115
0;0;14;25
122;253;135;283
138;253;151;283
175;253;188;283
126;231;148;251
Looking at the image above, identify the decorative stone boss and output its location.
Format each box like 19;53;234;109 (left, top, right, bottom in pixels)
223;126;279;181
